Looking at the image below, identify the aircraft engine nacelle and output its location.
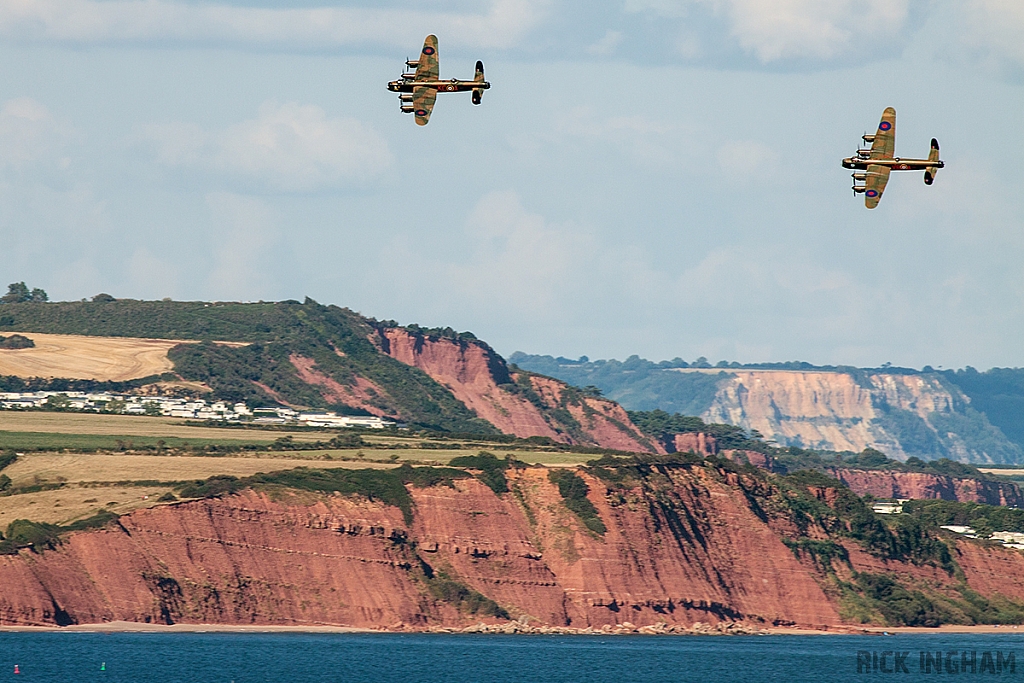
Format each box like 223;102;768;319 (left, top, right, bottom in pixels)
400;104;415;114
399;94;414;103
851;173;867;181
862;134;876;144
405;60;420;68
851;185;866;194
402;72;417;80
857;149;872;159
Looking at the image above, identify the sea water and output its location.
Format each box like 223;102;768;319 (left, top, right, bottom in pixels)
1;632;1023;683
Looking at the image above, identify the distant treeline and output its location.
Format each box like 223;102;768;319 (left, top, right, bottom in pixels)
0;374;169;393
511;353;1024;458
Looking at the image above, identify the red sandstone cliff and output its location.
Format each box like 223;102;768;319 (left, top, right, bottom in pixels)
0;468;831;628
2;465;1022;630
827;468;1024;506
377;328;659;452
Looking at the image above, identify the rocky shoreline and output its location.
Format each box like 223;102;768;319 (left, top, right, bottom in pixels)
426;621;763;636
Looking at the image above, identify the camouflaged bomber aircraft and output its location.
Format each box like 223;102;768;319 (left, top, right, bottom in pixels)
843;107;944;208
387;35;490;126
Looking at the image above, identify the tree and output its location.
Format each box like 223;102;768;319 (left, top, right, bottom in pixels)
1;282;29;304
0;282;47;303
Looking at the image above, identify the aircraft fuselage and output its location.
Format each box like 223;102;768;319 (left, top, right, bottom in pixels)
387;79;490;93
842;157;945;171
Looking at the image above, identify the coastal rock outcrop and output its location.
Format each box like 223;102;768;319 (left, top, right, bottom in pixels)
3;465;1022;631
827;468;1024;506
379;328;657;452
0;467;830;628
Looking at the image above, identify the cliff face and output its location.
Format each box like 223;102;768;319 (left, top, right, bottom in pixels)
3;466;1023;630
695;370;1020;463
0;468;829;628
827;468;1024;506
379;328;657;452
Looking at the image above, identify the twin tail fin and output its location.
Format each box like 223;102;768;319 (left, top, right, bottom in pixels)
472;61;485;105
924;138;940;185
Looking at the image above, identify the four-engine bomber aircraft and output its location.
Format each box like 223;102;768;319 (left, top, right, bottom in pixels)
387;35;490;126
842;107;944;208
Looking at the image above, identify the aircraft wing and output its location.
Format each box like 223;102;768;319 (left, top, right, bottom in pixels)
864;164;891;209
871;107;896;160
415;35;439;81
413;86;436;126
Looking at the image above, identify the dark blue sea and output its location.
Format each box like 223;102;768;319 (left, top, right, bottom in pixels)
2;632;1024;682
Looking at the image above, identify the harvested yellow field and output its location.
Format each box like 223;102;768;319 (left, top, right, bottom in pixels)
0;332;181;381
0;332;248;381
0;485;173;528
2;453;393;488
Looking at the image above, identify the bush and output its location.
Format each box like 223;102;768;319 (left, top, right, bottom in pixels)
63;511;119;532
449;451;512;494
855;573;941;627
548;469;606;534
177;465;472;525
424;570;508;618
0;450;17;472
0;334;34;349
3;519;62;552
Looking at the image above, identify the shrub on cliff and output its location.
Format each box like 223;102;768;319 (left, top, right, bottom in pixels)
449;451;518;494
548;469;606;535
626;410;770;453
424;570;508;619
780;470;955;572
177;465;471;525
854;573;942;627
2;519;61;553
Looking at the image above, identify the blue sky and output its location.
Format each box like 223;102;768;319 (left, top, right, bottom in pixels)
1;0;1022;369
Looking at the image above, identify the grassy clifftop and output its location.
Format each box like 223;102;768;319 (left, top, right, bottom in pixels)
0;299;493;433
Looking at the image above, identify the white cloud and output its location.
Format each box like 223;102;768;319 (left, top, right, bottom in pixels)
0;97;70;172
717;139;773;178
449;190;594;319
206;192;280;299
0;0;546;51
629;0;911;62
587;30;624;56
127;248;181;299
553;107;699;169
957;0;1024;72
135;101;392;192
716;0;910;62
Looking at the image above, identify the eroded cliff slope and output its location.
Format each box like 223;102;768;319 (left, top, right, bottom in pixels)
3;462;1023;630
513;354;1022;464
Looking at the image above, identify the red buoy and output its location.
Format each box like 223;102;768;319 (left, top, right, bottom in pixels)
14;664;20;674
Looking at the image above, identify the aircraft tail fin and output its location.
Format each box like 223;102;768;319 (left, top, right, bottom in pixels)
924;138;940;185
472;61;484;105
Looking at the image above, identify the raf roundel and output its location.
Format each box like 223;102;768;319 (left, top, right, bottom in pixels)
865;189;879;198
423;46;435;55
879;121;892;131
415;109;428;117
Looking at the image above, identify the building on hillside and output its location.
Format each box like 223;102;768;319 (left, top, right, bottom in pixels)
872;500;907;515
